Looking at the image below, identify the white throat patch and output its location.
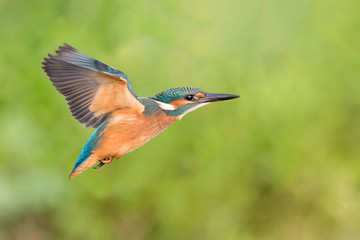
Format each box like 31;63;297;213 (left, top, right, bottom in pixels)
178;103;209;120
153;100;176;110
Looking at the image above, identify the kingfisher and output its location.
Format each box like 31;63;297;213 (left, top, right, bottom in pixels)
42;44;239;178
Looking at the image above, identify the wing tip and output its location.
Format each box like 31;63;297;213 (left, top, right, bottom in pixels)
41;43;85;81
42;43;77;66
42;53;54;75
56;43;77;55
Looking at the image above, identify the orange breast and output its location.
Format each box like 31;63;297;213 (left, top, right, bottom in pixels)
93;109;176;159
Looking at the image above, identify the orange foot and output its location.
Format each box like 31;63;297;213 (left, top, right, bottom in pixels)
93;156;113;169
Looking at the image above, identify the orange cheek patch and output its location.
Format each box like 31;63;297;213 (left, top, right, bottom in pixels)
195;93;205;98
170;99;190;108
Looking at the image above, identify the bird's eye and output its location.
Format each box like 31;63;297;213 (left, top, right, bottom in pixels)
185;95;194;101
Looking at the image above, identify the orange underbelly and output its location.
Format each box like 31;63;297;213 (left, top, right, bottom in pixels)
94;110;176;159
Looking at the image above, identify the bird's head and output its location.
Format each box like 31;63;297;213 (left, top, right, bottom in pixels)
151;87;239;119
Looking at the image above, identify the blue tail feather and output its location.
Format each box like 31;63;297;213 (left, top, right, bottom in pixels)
72;119;108;171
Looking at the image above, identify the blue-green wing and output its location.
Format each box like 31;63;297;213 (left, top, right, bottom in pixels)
42;44;143;128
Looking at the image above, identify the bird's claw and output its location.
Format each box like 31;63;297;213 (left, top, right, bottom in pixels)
93;162;104;169
93;156;113;169
102;156;113;164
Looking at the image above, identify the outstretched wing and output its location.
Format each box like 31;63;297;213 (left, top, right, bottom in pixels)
42;44;144;128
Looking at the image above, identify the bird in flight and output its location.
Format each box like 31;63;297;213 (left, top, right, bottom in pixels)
42;44;239;178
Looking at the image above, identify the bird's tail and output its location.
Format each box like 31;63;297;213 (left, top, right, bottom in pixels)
68;154;99;179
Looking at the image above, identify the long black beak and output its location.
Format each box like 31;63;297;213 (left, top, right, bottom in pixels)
200;93;240;103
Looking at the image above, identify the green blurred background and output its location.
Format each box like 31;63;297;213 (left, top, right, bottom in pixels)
1;0;360;239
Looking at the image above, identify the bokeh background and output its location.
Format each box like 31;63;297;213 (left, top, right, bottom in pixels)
1;0;360;239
